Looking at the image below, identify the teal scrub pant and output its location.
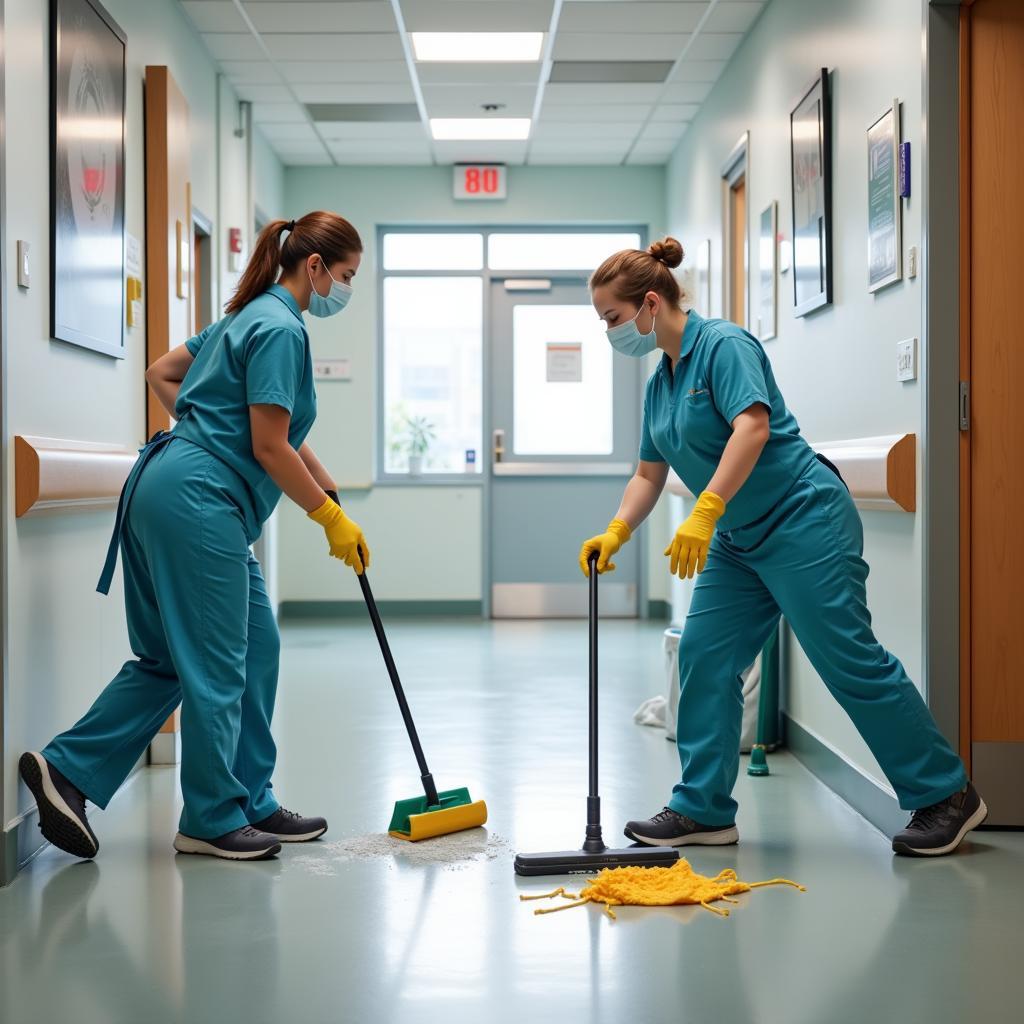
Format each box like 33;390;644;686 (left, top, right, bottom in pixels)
44;438;281;839
669;457;967;826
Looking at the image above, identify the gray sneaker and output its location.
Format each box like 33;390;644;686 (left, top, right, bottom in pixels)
19;752;99;859
173;826;282;861
624;807;739;848
252;807;328;843
892;783;988;857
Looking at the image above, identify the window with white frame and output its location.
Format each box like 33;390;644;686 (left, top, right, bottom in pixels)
379;228;642;478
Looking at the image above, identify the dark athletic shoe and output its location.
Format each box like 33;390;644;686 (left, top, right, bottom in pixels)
252;807;328;843
892;783;988;857
624;807;739;848
19;752;99;860
173;826;282;861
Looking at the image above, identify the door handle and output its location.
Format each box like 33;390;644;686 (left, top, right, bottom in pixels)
493;428;505;464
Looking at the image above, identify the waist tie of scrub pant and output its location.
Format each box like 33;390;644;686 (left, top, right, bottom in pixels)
43;436;282;839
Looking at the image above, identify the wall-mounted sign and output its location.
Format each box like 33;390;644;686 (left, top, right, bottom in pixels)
453;164;506;200
546;342;582;383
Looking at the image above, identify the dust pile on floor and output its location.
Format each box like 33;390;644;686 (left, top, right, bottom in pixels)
288;829;512;875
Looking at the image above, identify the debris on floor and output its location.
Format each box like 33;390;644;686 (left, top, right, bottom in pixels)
521;858;806;921
289;828;512;875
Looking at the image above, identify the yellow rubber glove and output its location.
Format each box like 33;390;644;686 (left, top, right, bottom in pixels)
308;496;371;575
665;491;726;579
579;518;632;577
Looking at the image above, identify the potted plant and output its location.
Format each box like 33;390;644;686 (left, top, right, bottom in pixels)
397;412;435;475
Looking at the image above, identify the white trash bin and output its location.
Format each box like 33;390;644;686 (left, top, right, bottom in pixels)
663;627;760;751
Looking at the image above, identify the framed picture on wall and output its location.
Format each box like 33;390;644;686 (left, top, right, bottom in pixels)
867;100;902;292
50;0;127;358
789;68;832;317
694;238;711;315
757;201;778;341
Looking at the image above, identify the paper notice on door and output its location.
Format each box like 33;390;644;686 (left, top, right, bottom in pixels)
546;342;583;383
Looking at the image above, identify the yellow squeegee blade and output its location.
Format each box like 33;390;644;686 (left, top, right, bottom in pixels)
388;787;488;842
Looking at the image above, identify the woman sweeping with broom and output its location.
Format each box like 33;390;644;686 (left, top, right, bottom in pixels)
20;211;369;861
579;237;986;858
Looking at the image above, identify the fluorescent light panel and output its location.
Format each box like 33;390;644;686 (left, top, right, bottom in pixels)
411;33;543;63
430;118;531;141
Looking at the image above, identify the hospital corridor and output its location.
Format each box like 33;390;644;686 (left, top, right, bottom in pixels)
0;1;1022;1022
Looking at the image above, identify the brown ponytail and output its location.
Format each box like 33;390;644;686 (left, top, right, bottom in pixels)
225;211;362;315
589;236;685;308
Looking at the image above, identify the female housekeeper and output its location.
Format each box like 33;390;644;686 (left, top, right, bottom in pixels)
20;211;369;862
579;238;987;858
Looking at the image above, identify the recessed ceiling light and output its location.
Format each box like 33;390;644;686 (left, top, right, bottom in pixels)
411;33;544;63
430;118;532;141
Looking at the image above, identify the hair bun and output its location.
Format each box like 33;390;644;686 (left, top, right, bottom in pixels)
648;237;684;269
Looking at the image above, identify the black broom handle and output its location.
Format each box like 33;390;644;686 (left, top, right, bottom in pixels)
356;548;441;808
584;551;604;851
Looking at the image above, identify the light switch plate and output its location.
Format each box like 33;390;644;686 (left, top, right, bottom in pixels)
314;358;352;381
896;337;917;382
907;245;918;279
17;240;30;288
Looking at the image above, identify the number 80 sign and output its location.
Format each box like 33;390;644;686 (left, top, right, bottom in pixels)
453;164;507;201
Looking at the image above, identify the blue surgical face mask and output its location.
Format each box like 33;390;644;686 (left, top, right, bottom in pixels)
606;303;656;357
307;258;352;318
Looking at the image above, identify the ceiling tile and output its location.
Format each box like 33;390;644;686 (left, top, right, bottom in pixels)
202;33;265;61
263;33;405;62
532;121;636;140
256;122;321;143
401;0;554;32
328;149;433;166
291;82;417;103
251;102;308;123
638;121;687;141
316;123;428;141
307;102;421;122
275;151;333;167
432;140;528;165
544;82;663;104
553;33;688;62
529;152;627;165
276;61;411;84
182;2;247;33
672;60;726;83
219;60;282;85
417;62;541;85
659;81;713;104
231;83;295;102
327;139;432;155
690;32;744;61
703;2;765;34
422;84;536;117
530;139;630;155
650;103;699;121
549;61;672;84
558;2;707;34
243;1;398;33
540;103;652;122
625;149;670;165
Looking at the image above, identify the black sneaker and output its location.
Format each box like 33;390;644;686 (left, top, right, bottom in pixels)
892;782;988;857
252;807;328;843
173;826;282;861
19;752;99;860
624;807;739;848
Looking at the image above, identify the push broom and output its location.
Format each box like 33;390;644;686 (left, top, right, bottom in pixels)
514;552;680;876
356;549;487;841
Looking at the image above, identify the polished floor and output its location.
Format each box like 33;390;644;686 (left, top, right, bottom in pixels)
2;617;1022;1024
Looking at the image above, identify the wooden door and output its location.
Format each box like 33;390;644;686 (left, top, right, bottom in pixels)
144;65;192;748
961;0;1024;824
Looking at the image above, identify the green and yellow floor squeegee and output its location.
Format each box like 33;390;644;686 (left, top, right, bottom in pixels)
356;551;487;842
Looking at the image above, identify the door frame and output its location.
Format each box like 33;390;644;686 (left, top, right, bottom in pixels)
721;131;750;329
0;0;9;865
374;224;647;619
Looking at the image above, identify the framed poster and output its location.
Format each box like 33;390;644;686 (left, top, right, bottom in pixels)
757;201;778;341
789;68;832;317
695;238;711;315
50;0;127;358
867;101;902;292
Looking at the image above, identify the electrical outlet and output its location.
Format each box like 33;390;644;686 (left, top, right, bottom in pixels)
896;338;917;382
314;358;352;381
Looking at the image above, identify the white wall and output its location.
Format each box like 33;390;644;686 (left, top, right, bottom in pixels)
1;0;281;828
664;0;926;787
278;164;670;608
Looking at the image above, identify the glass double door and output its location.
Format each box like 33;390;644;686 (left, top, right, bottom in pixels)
488;278;640;618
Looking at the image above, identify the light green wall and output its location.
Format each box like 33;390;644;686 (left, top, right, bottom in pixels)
1;0;282;828
279;164;669;605
664;0;927;788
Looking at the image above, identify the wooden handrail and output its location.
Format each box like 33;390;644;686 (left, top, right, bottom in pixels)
14;435;137;518
666;433;916;513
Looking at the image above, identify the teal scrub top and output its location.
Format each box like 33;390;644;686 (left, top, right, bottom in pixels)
639;310;816;531
174;283;317;525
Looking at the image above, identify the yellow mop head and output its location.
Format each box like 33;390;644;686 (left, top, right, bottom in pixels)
520;857;806;921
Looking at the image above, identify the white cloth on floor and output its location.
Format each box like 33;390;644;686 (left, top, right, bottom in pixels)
633;695;669;728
